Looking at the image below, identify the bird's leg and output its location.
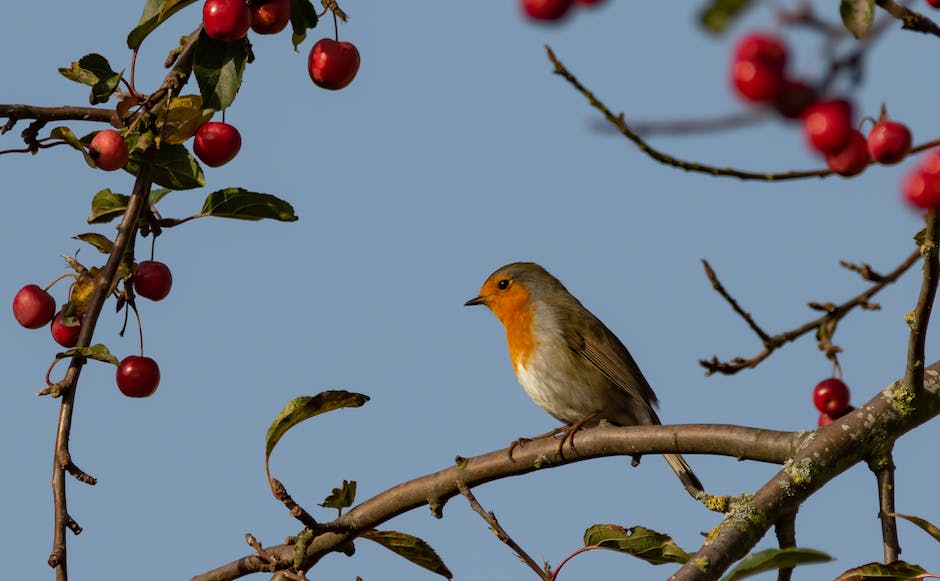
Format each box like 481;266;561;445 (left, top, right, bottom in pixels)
555;411;601;458
507;426;568;459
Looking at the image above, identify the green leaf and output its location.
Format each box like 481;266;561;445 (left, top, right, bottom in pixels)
584;524;690;565
320;480;357;510
125;143;206;190
362;530;453;579
193;31;249;110
56;344;120;366
58;54;123;104
200;188;298;222
290;0;319;51
833;560;928;580
150;188;172;205
264;391;369;475
840;0;876;39
127;0;198;50
720;547;832;581
889;512;940;543
73;233;115;254
160;95;214;145
51;126;97;168
699;0;753;34
89;189;130;224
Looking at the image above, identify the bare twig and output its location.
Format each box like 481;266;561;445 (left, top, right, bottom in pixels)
876;0;940;37
456;480;551;580
546;45;940;182
905;211;940;393
871;454;901;563
700;249;920;375
774;509;797;581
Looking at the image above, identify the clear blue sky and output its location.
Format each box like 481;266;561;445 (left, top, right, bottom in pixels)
2;1;939;579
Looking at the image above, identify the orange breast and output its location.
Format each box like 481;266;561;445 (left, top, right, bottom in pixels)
489;286;538;371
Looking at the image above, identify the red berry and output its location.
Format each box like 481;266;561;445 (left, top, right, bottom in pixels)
521;0;572;20
308;38;361;91
50;310;83;348
730;33;787;103
733;33;787;70
922;149;940;175
813;378;851;415
774;80;817;119
117;356;161;398
249;0;290;34
89;130;129;171
731;58;785;102
12;284;56;329
133;261;173;301
203;0;251;41
867;120;912;165
903;168;940;210
818;405;855;427
825;129;870;177
927;0;940;8
803;99;854;154
193;122;242;167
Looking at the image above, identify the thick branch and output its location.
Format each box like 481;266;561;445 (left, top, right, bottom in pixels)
191;423;799;581
668;371;940;574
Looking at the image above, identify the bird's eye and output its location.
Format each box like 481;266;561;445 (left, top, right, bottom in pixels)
497;278;510;290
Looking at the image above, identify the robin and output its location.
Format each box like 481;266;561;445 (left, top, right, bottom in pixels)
465;261;703;496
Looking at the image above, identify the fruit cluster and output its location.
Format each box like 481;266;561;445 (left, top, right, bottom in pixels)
729;32;914;180
203;0;361;90
519;0;604;22
12;260;174;398
84;1;361;176
813;377;854;426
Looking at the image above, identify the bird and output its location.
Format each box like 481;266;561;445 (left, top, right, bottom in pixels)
465;261;703;496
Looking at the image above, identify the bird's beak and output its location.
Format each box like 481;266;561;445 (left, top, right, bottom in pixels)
464;295;486;307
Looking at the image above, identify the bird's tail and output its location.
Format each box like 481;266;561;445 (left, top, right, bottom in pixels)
663;453;704;498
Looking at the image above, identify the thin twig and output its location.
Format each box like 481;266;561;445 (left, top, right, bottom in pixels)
871;454;901;563
456;480;550;580
905;211;940;393
774;509;797;581
546;45;940;182
876;0;940;37
700;249;921;375
702;260;771;343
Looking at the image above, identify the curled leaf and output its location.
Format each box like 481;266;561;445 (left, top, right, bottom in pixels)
833;560;928;580
264;391;369;482
320;480;357;510
73;233;115;254
584;524;690;565
56;344;120;366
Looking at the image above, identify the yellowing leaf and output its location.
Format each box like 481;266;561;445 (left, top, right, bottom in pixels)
161;95;213;145
584;524;690;565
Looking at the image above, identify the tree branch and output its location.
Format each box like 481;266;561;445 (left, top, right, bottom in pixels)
700;249;920;375
48;145;155;580
876;0;940;37
872;454;901;563
190;423;799;581
456;480;550;580
0;104;119;133
545;45;940;183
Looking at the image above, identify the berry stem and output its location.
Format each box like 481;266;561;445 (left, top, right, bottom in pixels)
333;10;339;42
130;302;145;357
43;272;77;293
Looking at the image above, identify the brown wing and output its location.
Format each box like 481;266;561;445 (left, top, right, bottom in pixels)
563;312;661;420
